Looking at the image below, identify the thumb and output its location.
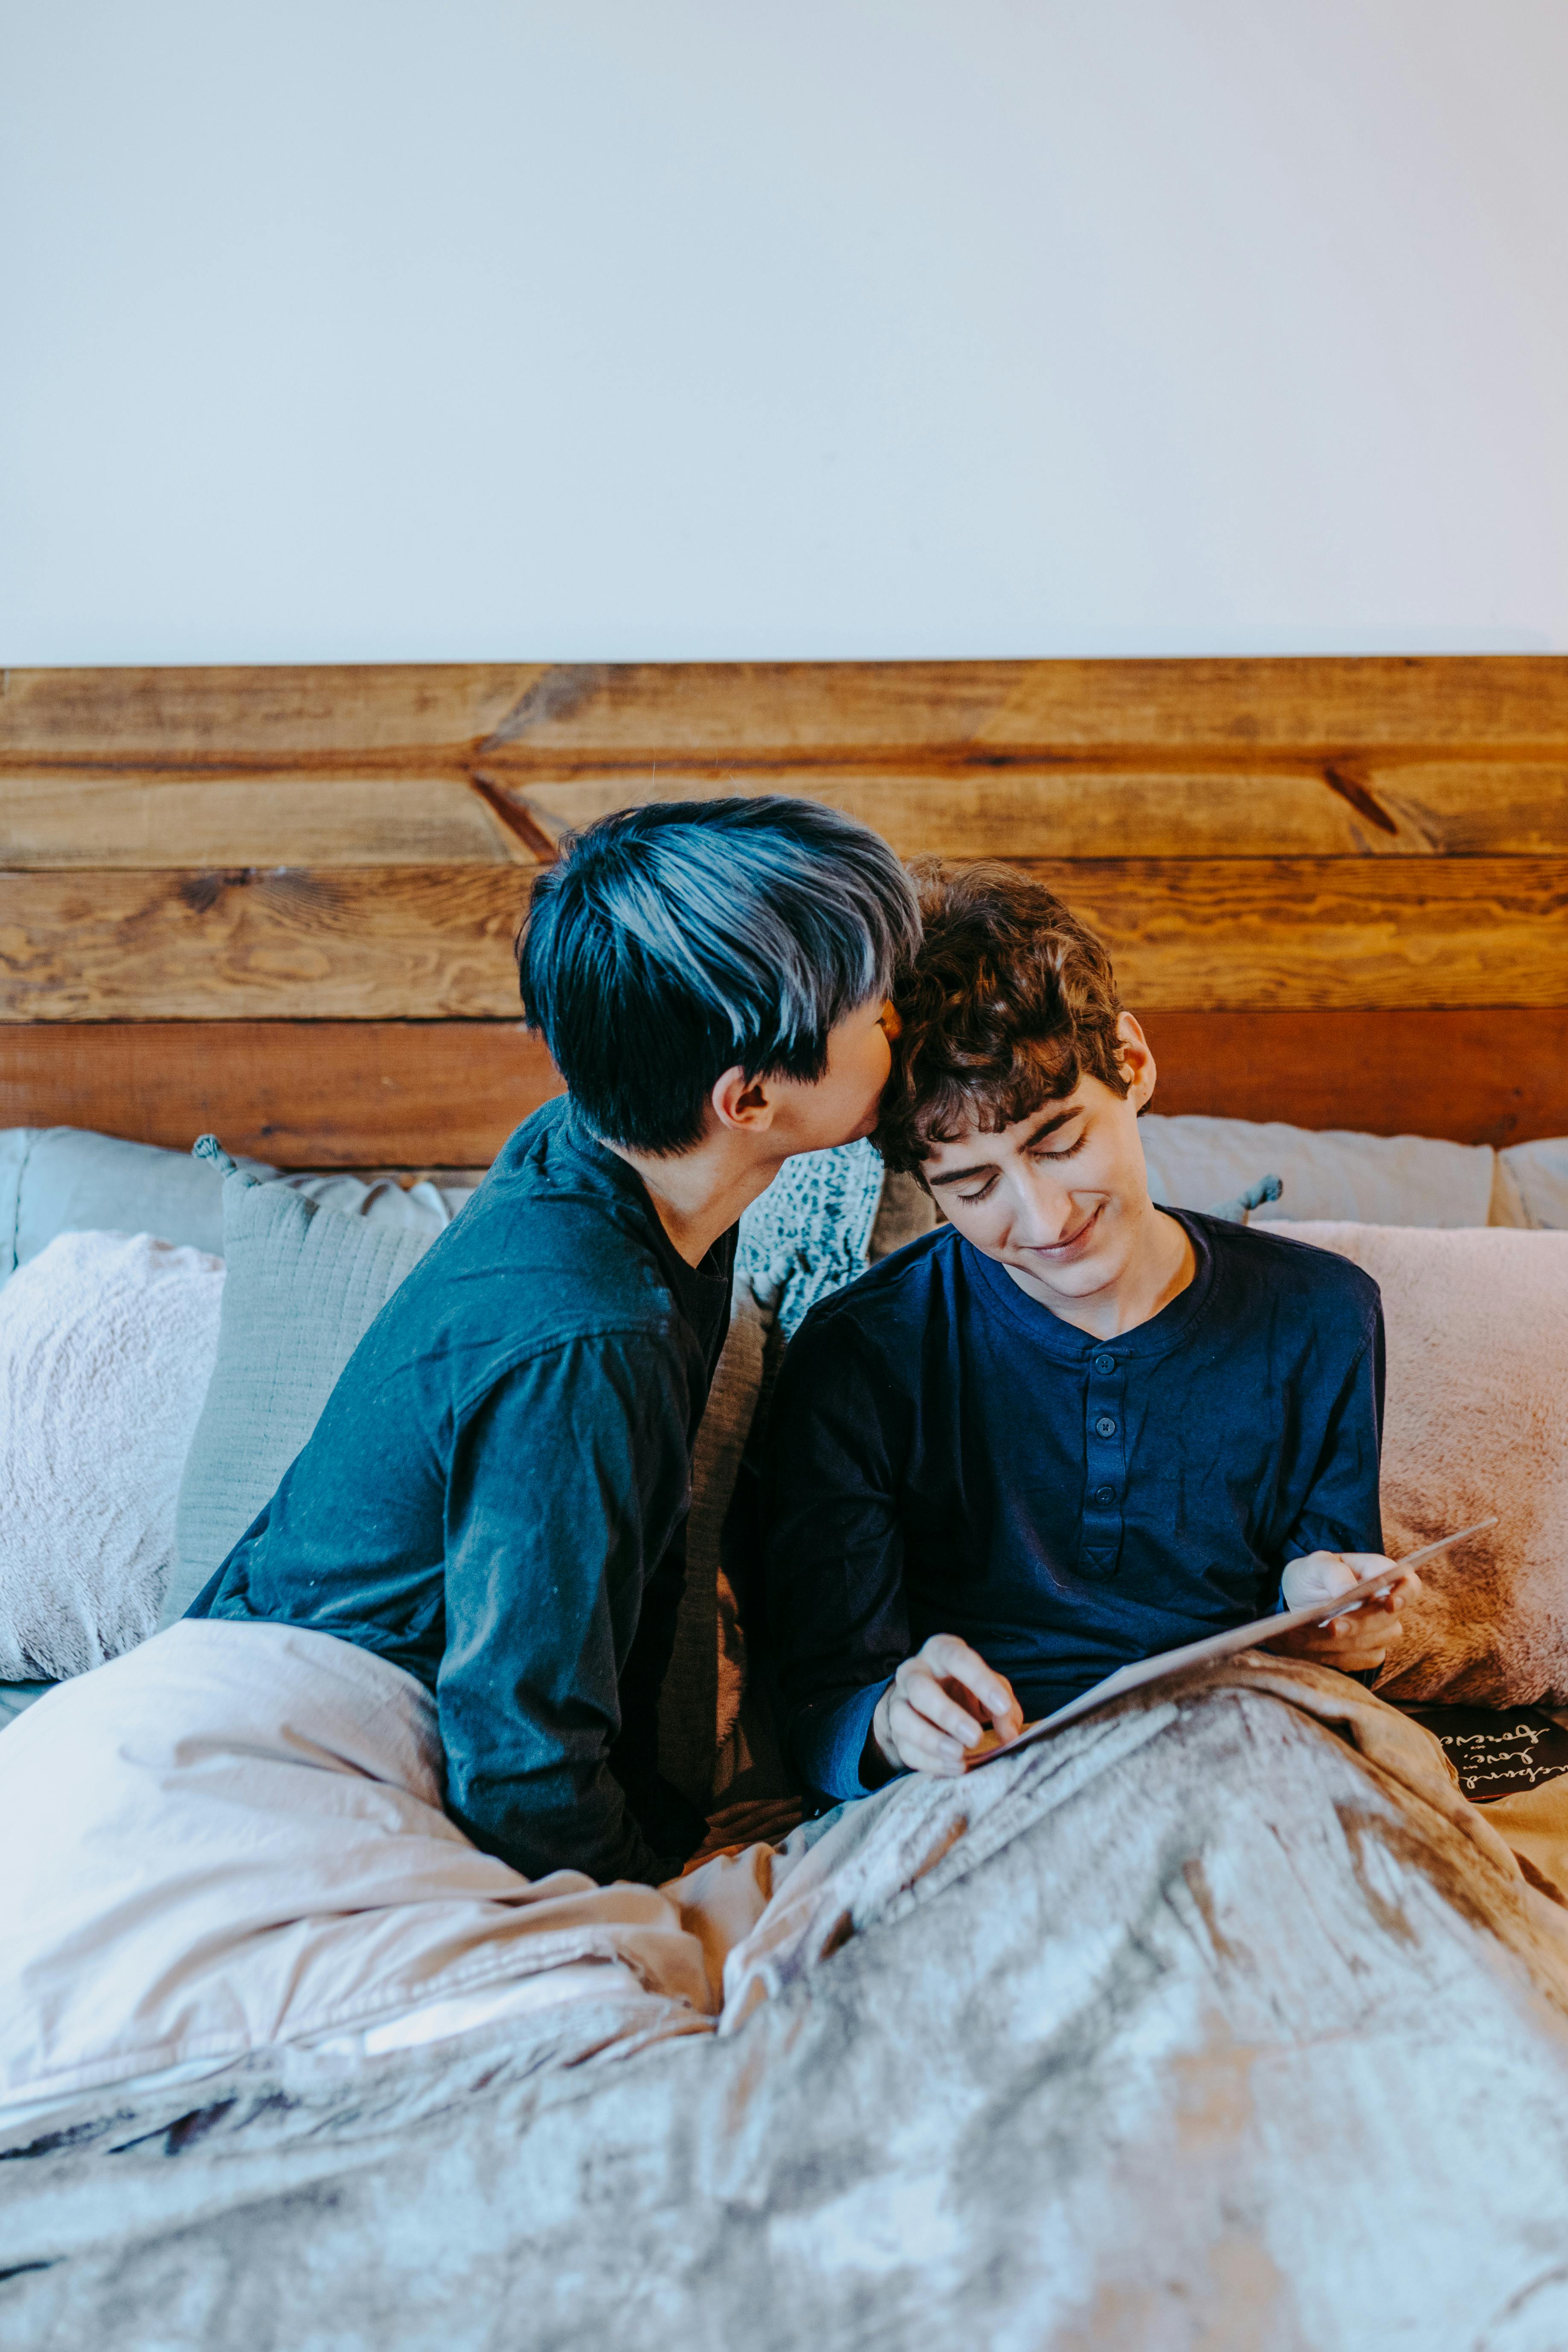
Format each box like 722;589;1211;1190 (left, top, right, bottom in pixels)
1282;1550;1360;1608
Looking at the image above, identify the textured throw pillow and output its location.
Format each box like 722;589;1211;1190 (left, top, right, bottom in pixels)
1270;1221;1568;1707
738;1137;891;1339
164;1141;437;1625
0;1122;478;1289
0;1230;225;1681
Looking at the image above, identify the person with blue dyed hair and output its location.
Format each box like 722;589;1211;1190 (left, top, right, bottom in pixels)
190;798;919;1885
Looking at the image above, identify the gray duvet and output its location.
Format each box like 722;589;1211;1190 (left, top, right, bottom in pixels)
8;1657;1568;2352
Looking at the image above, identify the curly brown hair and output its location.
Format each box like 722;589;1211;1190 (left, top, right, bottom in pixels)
876;860;1130;1176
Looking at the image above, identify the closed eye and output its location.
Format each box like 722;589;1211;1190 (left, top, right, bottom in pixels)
948;1116;1088;1202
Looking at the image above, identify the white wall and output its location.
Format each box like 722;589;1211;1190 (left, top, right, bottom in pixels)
4;1;1566;664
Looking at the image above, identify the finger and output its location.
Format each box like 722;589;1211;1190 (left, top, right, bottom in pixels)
897;1666;986;1749
1304;1550;1366;1598
922;1635;1020;1727
1325;1629;1398;1666
1340;1554;1421;1605
888;1698;971;1776
937;1669;1025;1741
1338;1610;1401;1641
992;1686;1026;1740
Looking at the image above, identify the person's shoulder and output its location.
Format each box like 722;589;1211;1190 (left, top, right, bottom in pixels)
390;1107;682;1352
789;1223;960;1351
1193;1212;1382;1323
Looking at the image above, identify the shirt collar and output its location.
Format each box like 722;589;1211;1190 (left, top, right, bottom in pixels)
961;1208;1216;1362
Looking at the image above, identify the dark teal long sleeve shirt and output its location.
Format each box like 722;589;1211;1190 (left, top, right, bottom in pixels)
190;1100;734;1887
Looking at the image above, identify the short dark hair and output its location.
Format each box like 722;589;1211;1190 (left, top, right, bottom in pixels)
518;797;921;1154
876;859;1128;1175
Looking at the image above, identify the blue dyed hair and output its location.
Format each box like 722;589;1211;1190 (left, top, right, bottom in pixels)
518;797;922;1153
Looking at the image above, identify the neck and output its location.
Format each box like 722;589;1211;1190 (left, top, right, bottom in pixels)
1006;1202;1196;1340
604;1131;788;1268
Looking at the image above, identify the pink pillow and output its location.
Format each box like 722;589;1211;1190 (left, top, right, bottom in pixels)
1271;1222;1568;1706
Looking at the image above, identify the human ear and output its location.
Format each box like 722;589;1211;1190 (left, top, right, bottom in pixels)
1112;1012;1158;1112
710;1064;777;1134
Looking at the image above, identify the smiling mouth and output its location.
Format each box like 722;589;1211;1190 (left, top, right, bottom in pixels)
1025;1203;1103;1260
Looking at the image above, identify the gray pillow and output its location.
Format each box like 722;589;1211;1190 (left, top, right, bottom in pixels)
0;1124;477;1287
162;1141;438;1626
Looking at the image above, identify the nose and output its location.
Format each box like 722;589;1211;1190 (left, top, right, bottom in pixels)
1007;1167;1080;1247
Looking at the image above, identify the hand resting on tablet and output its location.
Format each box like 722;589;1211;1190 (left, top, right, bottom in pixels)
1269;1550;1423;1673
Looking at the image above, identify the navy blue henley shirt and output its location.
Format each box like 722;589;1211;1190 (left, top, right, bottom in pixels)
762;1210;1384;1799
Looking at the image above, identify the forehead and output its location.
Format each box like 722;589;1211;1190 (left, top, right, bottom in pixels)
920;1088;1089;1168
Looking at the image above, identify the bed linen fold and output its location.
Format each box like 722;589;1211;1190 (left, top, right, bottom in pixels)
0;1619;780;2107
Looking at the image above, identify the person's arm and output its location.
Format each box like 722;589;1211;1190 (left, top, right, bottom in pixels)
762;1318;911;1798
436;1331;693;1886
1268;1306;1419;1671
762;1316;1019;1795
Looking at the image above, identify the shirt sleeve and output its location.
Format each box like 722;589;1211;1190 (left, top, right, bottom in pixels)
762;1314;911;1801
1280;1304;1387;1571
436;1331;693;1887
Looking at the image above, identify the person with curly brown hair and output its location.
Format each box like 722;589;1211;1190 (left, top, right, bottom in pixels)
761;861;1419;1801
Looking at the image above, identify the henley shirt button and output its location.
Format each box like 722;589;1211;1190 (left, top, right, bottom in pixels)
1093;1353;1116;1373
1093;1484;1115;1504
1094;1414;1118;1437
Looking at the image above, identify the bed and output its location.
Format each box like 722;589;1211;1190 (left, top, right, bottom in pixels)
3;658;1568;2351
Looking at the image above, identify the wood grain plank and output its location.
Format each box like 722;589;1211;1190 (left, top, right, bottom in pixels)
0;1020;561;1165
8;660;1567;863
6;758;1566;866
1142;1009;1568;1149
470;657;1568;757
0;1012;1559;1156
0;868;533;1020
503;761;1568;859
1040;857;1568;1011
8;660;1568;765
4;859;1564;1020
0;774;529;868
0;665;548;757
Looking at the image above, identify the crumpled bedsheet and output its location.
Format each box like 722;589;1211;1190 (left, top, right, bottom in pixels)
9;1654;1568;2352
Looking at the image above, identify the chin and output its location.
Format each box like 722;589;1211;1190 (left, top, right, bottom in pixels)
1017;1245;1120;1294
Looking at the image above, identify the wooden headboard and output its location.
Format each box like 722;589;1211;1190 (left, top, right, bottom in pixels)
2;657;1565;1164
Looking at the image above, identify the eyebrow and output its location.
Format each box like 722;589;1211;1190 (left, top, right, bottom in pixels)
926;1106;1081;1188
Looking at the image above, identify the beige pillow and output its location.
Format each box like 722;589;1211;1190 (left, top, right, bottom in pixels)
1270;1222;1568;1706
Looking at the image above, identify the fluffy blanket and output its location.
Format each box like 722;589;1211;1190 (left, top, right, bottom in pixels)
1271;1222;1568;1706
10;1656;1568;2350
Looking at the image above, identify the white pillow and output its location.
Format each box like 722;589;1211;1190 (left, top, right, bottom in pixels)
0;1231;224;1682
1499;1138;1568;1230
1139;1114;1495;1228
